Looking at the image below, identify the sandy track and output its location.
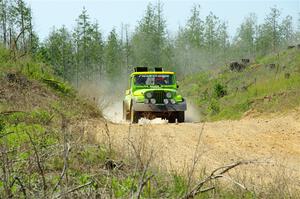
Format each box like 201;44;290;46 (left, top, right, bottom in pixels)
87;110;300;190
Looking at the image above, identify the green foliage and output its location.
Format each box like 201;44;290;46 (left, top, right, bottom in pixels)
3;110;53;125
104;28;122;78
181;48;300;121
78;146;107;166
131;2;172;68
169;174;187;197
112;176;136;197
0;45;10;63
44;26;75;80
208;98;220;115
213;82;227;98
42;78;73;95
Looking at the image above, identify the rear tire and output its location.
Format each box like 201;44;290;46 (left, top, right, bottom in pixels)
123;101;127;121
123;101;130;121
177;111;185;123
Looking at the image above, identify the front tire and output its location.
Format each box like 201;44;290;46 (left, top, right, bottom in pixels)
130;109;140;124
177;111;185;123
168;113;176;123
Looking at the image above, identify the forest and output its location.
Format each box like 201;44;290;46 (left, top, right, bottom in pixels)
1;0;299;85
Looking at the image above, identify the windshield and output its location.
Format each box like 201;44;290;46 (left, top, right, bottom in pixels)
134;74;174;86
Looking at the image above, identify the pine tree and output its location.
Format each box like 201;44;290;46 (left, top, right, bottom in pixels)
89;21;104;80
45;26;74;81
104;28;121;78
204;12;220;64
235;13;257;58
184;4;204;49
217;21;229;61
265;7;281;52
73;7;93;82
131;2;169;68
280;15;294;46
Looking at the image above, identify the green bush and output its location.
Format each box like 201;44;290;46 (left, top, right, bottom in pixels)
213;83;227;98
42;78;73;95
208;98;220;115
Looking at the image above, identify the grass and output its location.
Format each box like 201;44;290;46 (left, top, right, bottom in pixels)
180;48;300;121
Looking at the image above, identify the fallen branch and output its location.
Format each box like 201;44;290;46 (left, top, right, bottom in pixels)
0;111;26;115
181;160;256;199
221;175;247;190
0;132;15;139
54;181;93;198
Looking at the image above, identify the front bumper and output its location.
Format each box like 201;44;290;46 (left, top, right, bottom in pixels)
132;100;187;112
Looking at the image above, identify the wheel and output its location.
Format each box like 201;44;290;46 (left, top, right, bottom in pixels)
123;101;127;121
177;111;185;123
130;108;140;124
168;113;176;123
123;101;130;121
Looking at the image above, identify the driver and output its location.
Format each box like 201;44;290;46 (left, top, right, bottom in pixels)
155;76;166;85
136;75;147;85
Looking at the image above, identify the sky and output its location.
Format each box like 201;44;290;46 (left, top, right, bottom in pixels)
25;0;299;41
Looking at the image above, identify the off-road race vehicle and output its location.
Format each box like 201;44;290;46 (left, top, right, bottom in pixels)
123;67;187;123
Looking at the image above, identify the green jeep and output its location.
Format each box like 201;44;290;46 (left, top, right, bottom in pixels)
123;67;187;123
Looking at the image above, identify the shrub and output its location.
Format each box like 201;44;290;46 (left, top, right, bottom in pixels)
213;83;227;98
209;98;220;115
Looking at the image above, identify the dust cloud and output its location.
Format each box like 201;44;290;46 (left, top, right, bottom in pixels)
185;100;201;122
76;76;127;123
102;100;124;123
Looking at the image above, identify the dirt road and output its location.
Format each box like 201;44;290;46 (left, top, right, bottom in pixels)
86;107;300;190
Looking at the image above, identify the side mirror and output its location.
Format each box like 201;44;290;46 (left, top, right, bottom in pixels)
177;85;179;88
126;89;130;95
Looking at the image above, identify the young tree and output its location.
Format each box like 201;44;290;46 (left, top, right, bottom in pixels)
89;21;104;80
264;6;281;52
104;28;121;78
204;12;221;64
235;13;257;58
297;12;300;43
217;21;229;61
280;15;294;46
9;0;33;52
184;4;204;49
0;0;8;47
45;26;74;81
131;2;170;68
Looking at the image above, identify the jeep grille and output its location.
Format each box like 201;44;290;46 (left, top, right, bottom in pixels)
153;91;165;104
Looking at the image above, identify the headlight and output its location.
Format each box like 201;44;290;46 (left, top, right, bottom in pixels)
170;99;176;104
150;98;156;104
146;92;152;98
144;99;149;104
166;92;172;98
163;99;169;104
